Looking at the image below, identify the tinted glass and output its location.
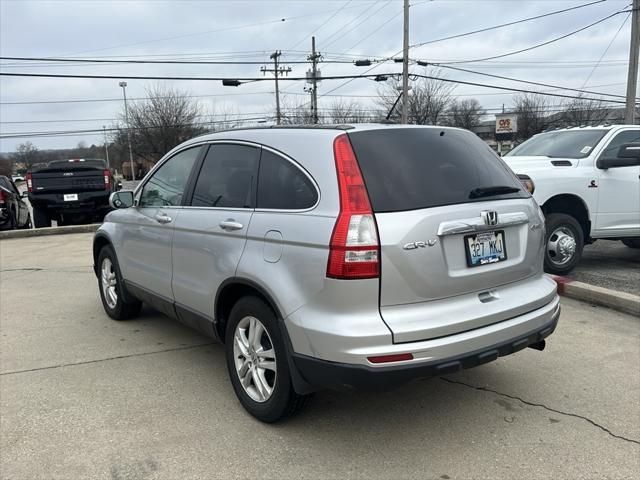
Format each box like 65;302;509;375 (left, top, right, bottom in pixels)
507;130;607;159
40;159;107;172
191;144;259;208
257;150;317;209
139;147;200;207
599;130;640;159
348;128;527;213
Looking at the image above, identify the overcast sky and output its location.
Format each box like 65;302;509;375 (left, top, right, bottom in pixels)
0;0;634;152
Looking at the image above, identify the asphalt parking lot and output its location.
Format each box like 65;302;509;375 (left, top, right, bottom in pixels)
570;240;640;296
1;233;639;479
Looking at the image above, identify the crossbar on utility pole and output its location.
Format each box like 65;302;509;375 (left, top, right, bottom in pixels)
401;0;410;124
624;0;639;124
261;51;291;125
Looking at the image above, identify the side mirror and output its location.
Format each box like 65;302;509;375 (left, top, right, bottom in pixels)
109;191;134;209
597;156;640;169
617;143;640;159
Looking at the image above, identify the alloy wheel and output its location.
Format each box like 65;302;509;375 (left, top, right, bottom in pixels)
101;257;118;309
232;316;277;403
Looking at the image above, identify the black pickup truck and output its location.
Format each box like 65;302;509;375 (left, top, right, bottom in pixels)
26;159;117;228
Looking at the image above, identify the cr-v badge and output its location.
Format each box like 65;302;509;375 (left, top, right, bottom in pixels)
403;239;437;250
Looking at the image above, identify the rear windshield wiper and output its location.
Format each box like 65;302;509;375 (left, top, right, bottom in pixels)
469;185;521;199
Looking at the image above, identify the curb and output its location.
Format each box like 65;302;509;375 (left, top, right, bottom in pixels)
0;224;100;240
550;274;640;317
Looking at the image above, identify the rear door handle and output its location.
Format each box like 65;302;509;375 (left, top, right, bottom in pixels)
155;212;172;224
219;219;243;231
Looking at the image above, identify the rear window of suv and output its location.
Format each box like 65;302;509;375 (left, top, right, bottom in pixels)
348;128;527;213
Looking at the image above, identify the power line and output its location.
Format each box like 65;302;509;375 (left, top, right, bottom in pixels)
0;91;274;106
0;71;395;82
438;8;631;64
431;64;629;99
581;10;631;89
324;0;394;49
47;4;375;59
286;0;354;52
407;72;628;104
0;56;354;66
410;0;607;49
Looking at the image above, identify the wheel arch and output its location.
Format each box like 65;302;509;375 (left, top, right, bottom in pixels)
214;277;284;344
92;232;113;277
214;277;316;395
541;194;591;241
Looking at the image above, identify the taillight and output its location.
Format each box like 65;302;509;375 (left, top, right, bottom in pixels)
103;169;110;189
326;134;380;279
25;172;33;193
0;189;5;203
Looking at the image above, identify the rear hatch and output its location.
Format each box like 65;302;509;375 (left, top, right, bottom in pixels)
348;127;546;342
31;160;107;194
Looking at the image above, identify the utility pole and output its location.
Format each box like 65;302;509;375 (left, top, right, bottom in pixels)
119;81;135;181
308;36;322;124
625;0;639;124
401;0;410;124
261;51;291;125
102;125;110;169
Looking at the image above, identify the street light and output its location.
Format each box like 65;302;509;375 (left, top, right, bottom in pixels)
119;81;135;182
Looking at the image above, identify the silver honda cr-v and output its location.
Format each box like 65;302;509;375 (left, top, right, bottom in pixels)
94;124;560;422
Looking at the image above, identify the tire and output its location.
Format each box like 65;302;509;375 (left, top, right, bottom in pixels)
32;207;51;228
97;245;142;321
8;209;18;230
544;213;584;275
225;296;312;423
21;213;32;229
621;237;640;249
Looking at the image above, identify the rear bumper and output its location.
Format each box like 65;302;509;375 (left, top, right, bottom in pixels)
293;300;560;391
28;191;111;214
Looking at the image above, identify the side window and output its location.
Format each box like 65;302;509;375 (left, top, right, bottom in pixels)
257;150;318;210
599;130;640;159
139;147;200;207
191;144;260;208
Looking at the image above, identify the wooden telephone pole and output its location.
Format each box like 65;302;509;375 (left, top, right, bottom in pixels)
624;0;639;124
261;51;291;125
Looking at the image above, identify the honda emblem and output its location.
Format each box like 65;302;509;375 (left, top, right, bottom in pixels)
481;210;498;226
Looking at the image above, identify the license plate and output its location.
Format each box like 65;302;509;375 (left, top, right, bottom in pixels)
63;194;78;201
464;230;507;267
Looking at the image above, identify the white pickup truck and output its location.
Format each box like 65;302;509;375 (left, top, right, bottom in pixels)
503;125;640;274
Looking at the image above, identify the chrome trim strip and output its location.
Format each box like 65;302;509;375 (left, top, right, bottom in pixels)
437;212;528;236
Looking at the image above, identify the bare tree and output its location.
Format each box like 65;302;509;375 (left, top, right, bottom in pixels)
278;95;314;125
377;69;455;125
13;141;40;170
111;84;206;164
511;93;552;141
444;98;485;130
557;97;610;127
327;99;379;124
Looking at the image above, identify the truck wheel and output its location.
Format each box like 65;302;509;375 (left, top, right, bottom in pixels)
621;238;640;249
544;213;584;275
225;296;312;423
32;207;51;229
97;245;142;320
8;209;18;230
